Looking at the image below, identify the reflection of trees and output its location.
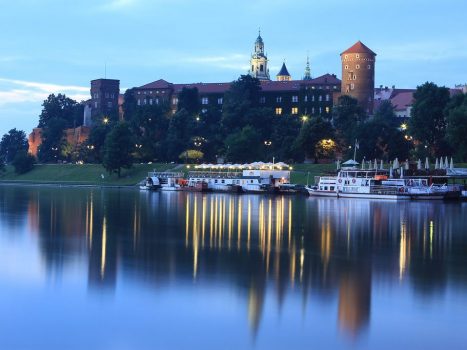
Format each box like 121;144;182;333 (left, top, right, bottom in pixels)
13;188;467;336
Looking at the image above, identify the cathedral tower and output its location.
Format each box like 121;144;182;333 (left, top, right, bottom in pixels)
276;62;291;81
303;55;312;80
340;41;376;114
249;31;270;81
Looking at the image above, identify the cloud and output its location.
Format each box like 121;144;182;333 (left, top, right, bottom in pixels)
98;0;139;11
0;78;89;106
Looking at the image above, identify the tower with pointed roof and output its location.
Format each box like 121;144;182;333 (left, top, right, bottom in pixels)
249;30;270;81
341;41;376;114
276;61;291;81
303;56;312;80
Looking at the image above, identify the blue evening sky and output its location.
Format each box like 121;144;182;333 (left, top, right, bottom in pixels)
0;0;466;136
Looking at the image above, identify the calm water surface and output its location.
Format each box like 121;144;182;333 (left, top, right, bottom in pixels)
0;186;466;349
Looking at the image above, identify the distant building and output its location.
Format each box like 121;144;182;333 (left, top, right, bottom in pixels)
303;56;312;80
90;79;120;118
249;31;270;81
340;41;376;114
276;62;291;81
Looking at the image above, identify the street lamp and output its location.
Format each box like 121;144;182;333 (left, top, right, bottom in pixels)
103;117;109;124
264;140;272;146
301;115;309;123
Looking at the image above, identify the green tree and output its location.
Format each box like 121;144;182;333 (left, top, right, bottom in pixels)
166;109;196;161
179;149;204;162
0;129;29;163
294;117;334;163
12;150;35;174
445;94;467;161
38;118;67;162
122;88;138;121
224;126;262;163
102;123;134;177
332;95;364;145
38;93;82;129
408;82;450;156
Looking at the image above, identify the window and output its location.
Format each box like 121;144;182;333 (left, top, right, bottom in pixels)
137;91;141;95
111;93;115;98
155;98;159;105
260;64;264;72
367;64;371;69
356;64;360;69
353;74;357;80
312;95;315;102
350;83;355;90
345;65;348;70
319;95;322;102
325;106;330;113
172;97;178;105
291;107;298;115
149;99;153;105
311;107;315;114
276;96;282;103
356;54;360;58
201;97;208;105
150;91;153;94
107;101;112;108
319;107;322;114
275;108;282;115
94;93;99;98
217;97;223;105
251;65;254;71
143;91;147;95
304;95;308;102
344;55;348;59
143;99;147;105
137;99;141;106
292;95;298;103
94;102;98;108
326;94;330;101
260;96;266;104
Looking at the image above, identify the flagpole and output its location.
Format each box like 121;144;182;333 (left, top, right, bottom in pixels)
353;139;358;161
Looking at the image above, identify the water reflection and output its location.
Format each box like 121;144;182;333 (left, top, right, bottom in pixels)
1;187;467;347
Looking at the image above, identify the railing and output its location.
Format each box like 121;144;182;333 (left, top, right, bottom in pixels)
188;171;243;179
148;172;184;178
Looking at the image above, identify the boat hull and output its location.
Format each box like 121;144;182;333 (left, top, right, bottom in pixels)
307;190;338;197
337;192;410;200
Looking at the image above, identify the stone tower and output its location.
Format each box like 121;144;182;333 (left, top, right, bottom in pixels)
340;41;376;114
276;62;291;81
249;31;270;81
90;78;120;118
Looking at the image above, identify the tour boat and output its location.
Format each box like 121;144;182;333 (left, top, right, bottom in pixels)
148;172;184;191
334;169;410;200
139;175;161;190
306;176;338;197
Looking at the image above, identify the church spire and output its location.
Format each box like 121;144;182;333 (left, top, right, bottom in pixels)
250;29;270;81
303;55;312;80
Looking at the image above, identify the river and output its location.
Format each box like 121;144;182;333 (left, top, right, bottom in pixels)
0;186;466;349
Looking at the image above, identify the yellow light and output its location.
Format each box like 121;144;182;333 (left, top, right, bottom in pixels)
187;165;191;169
103;117;109;124
401;123;407;131
289;166;293;170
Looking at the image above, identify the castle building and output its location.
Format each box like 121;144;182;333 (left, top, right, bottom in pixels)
340;41;376;114
90;78;120;119
276;62;291;81
249;31;270;81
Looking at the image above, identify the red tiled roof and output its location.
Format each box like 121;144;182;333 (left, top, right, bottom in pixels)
137;74;341;95
390;92;413;111
139;79;173;89
341;41;376;56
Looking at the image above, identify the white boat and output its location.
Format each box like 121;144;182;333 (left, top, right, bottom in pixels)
147;172;184;191
187;167;291;193
306;176;338;197
335;169;410;200
139;175;161;190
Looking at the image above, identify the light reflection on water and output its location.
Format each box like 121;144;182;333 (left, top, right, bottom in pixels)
0;186;466;349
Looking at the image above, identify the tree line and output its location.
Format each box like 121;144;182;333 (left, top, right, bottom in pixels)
1;77;466;176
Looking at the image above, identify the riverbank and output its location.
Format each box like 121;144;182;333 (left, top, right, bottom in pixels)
0;163;336;187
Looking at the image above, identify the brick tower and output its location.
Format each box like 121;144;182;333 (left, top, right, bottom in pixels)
340;41;376;114
90;79;120;118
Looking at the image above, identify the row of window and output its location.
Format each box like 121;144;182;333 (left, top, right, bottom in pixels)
94;102;114;108
93;93;116;99
137;90;166;95
275;106;330;115
137;98;160;106
344;64;371;70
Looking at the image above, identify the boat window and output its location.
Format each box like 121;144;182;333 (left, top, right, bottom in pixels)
251;180;253;183
222;180;225;183
215;180;218;183
330;186;334;191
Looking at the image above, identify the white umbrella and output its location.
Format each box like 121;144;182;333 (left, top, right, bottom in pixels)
400;166;404;178
380;159;384;170
425;157;429;170
450;157;454;169
435;158;439;169
445;156;449;169
342;159;359;166
389;167;394;178
417;159;422;170
336;160;341;170
439;157;444;169
361;160;365;169
373;159;377;170
394;158;399;169
405;160;409;170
